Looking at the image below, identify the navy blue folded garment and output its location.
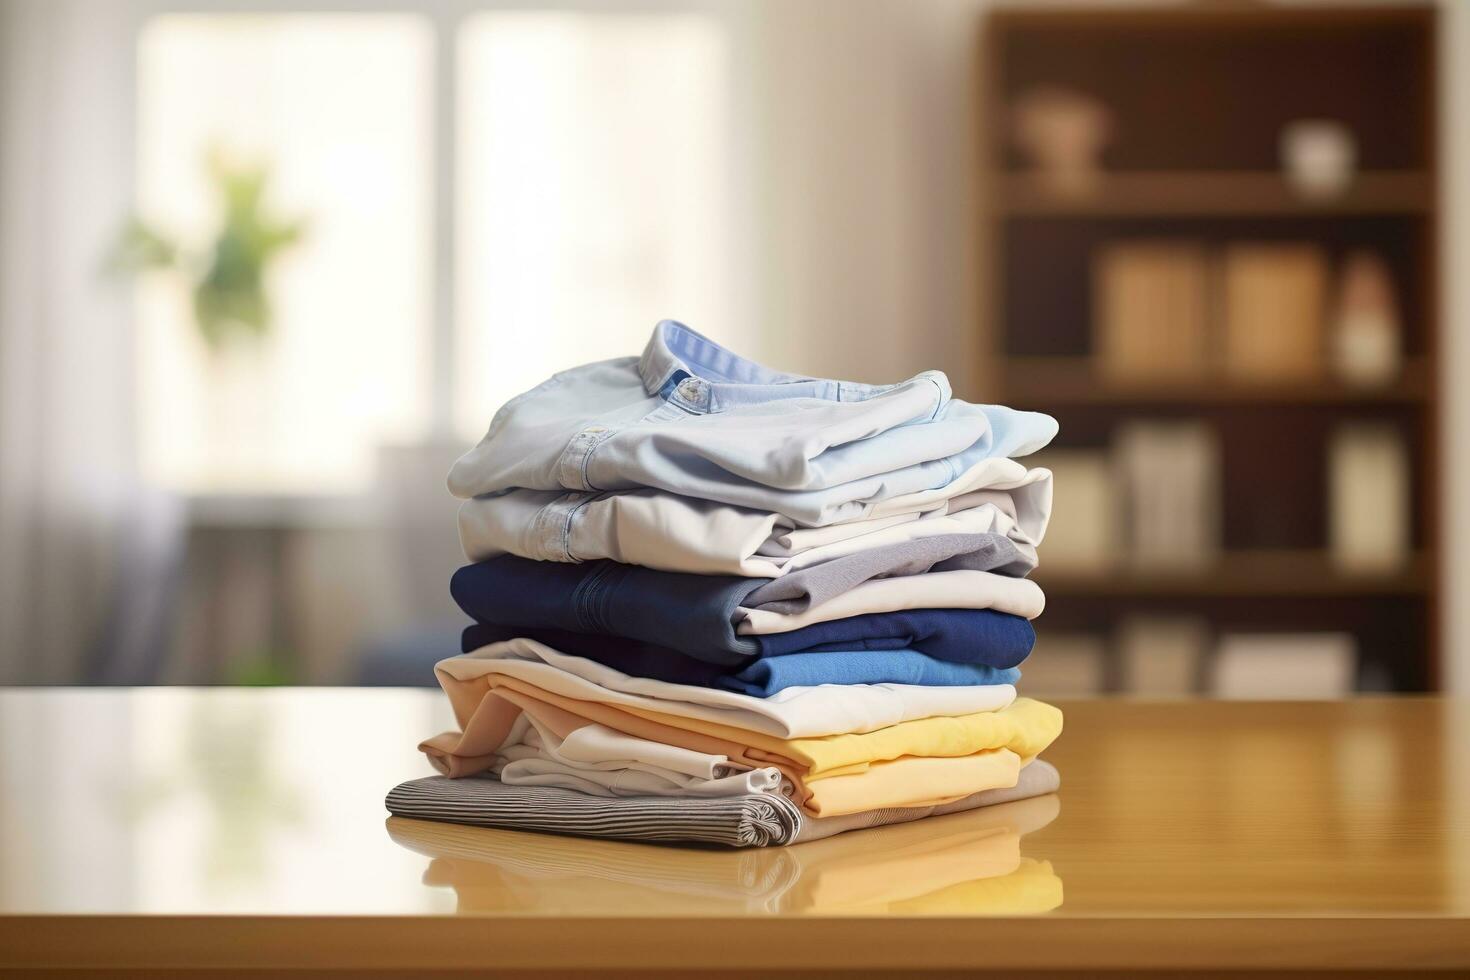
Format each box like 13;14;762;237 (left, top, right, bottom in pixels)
452;556;760;667
453;555;1035;669
753;608;1035;668
461;623;1020;696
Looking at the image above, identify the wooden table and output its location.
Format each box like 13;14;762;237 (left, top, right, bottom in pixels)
1;690;1466;976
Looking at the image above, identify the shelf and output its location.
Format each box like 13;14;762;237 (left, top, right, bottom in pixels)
1034;551;1430;598
982;4;1440;688
998;357;1429;407
994;171;1432;218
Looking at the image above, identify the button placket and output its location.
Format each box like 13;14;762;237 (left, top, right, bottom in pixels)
555;426;617;491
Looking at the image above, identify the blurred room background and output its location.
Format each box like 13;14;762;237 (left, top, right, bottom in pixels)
0;0;1465;697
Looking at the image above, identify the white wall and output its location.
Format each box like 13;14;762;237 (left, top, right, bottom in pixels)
0;0;137;683
747;0;988;394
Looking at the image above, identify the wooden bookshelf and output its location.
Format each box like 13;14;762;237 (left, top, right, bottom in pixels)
980;4;1440;692
1035;550;1432;599
1003;356;1431;406
999;171;1433;218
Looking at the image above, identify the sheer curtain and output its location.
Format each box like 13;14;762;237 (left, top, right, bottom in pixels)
0;0;153;684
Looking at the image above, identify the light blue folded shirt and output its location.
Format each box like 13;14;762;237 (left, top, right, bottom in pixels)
721;650;1021;698
448;320;1057;527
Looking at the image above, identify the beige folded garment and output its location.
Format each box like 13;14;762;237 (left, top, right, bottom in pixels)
422;668;1059;774
421;679;1036;816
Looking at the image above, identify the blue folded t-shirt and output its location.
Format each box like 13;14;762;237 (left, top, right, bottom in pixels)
461;623;1020;696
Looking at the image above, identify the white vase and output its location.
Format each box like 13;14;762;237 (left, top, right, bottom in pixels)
1280;120;1357;201
1331;251;1401;386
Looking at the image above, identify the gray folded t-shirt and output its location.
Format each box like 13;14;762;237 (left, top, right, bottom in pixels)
744;531;1033;615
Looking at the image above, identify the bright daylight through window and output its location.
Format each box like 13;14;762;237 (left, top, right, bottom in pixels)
135;14;434;495
134;10;734;494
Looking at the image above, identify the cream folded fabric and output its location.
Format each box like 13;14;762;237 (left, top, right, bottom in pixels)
493;752;785;799
420;657;1063;816
493;721;1020;816
426;675;1058;780
502;715;732;779
737;569;1046;635
492;723;785;799
431;639;1017;744
492;740;1015;816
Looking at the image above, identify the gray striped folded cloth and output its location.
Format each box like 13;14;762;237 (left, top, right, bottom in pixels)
385;775;804;848
385;759;1061;849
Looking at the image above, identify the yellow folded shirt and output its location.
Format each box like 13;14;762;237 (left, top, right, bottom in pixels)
621;697;1064;779
800;748;1021;817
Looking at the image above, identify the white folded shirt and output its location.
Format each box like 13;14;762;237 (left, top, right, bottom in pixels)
492;756;784;799
736;570;1046;635
493;725;785;799
438;639;1018;740
512;717;735;779
458;458;1051;577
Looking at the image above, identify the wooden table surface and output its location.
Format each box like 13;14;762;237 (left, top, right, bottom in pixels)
1;689;1466;975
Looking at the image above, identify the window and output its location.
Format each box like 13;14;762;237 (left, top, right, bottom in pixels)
134;8;736;495
136;14;435;495
454;11;734;437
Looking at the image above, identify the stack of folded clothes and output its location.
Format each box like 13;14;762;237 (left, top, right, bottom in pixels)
393;320;1064;847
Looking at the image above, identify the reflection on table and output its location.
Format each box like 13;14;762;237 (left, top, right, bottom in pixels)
386;792;1062;916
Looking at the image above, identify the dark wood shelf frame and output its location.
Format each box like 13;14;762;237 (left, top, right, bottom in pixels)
999;171;1432;218
980;4;1441;690
1003;356;1431;407
1035;550;1431;599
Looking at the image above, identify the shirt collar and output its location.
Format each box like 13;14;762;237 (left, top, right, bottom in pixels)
636;320;925;410
638;319;813;396
636;320;690;395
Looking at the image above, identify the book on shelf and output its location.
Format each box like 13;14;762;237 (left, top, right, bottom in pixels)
1093;239;1211;382
1328;423;1410;573
1118;615;1209;697
1211;633;1358;699
1114;420;1220;569
1026;449;1116;572
1221;242;1328;381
